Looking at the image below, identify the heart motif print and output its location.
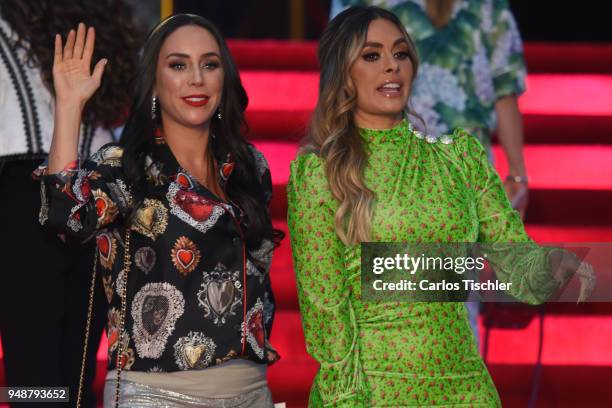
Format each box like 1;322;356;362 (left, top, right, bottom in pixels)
242;298;265;359
130;198;168;240
134;246;156;275
131;282;185;359
167;183;224;234
93;189;118;228
197;263;242;326
96;232;116;270
170;236;201;276
173;331;217;370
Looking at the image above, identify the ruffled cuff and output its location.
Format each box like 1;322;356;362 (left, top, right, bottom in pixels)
315;344;370;408
32;158;79;181
34;159;91;233
264;340;281;365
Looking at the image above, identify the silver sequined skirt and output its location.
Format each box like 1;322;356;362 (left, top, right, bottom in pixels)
103;379;274;408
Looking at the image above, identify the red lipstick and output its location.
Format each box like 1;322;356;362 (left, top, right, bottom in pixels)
182;94;210;107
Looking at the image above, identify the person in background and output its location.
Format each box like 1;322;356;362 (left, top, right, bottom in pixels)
0;1;141;406
332;0;529;345
288;6;594;407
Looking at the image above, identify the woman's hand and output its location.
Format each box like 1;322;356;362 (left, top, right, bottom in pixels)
549;250;596;303
504;179;528;220
48;23;106;173
53;23;107;108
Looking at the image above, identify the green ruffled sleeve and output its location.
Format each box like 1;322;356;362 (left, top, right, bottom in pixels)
287;154;369;407
455;129;559;304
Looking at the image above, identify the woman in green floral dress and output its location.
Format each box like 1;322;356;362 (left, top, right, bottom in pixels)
332;0;531;342
287;6;594;407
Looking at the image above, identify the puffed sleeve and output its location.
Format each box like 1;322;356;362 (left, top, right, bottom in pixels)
486;0;527;99
36;144;131;240
247;145;280;363
287;154;369;407
454;129;559;304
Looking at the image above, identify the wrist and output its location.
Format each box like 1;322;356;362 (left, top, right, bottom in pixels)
507;163;526;176
55;98;86;114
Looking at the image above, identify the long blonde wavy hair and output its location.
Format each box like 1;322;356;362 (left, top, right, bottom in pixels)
302;6;420;245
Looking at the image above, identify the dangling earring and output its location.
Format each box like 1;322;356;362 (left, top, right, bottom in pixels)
216;107;222;121
151;96;158;120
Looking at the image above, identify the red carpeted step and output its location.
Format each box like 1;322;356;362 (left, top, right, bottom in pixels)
245;111;612;145
507;114;612;145
258;142;612;191
272;186;612;226
228;40;318;71
488;364;612;407
480;315;612;365
240;71;612;143
522;75;612;116
228;40;612;74
493;145;612;190
256;141;612;225
525;225;612;242
270;221;298;310
246;111;612;145
268;360;314;408
524;42;612;74
241;71;612;115
523;189;612;225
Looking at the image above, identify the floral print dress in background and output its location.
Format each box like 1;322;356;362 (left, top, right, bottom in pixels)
334;0;527;153
287;121;559;407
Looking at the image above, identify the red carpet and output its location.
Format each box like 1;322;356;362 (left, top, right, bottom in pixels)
240;72;612;143
227;40;612;74
240;71;612;116
1;41;611;408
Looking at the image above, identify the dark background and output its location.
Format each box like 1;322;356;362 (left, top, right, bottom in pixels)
172;0;612;42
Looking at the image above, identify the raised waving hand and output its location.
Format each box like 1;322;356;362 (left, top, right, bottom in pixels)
48;23;107;173
53;23;107;107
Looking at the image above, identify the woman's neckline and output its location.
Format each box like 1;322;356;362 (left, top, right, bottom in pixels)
357;118;408;132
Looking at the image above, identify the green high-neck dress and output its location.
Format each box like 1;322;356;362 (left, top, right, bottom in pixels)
287;120;559;407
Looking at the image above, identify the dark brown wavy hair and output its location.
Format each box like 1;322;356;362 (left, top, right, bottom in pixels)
120;14;282;250
0;0;143;128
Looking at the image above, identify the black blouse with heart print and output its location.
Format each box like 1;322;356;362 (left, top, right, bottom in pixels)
37;140;278;373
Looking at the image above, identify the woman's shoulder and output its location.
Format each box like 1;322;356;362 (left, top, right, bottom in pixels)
287;151;335;206
415;127;485;156
247;143;270;174
290;151;325;181
446;127;488;158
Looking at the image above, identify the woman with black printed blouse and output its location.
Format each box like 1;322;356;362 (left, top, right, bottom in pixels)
38;14;281;407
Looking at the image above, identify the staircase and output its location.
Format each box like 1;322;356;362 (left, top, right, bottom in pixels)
1;41;611;407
